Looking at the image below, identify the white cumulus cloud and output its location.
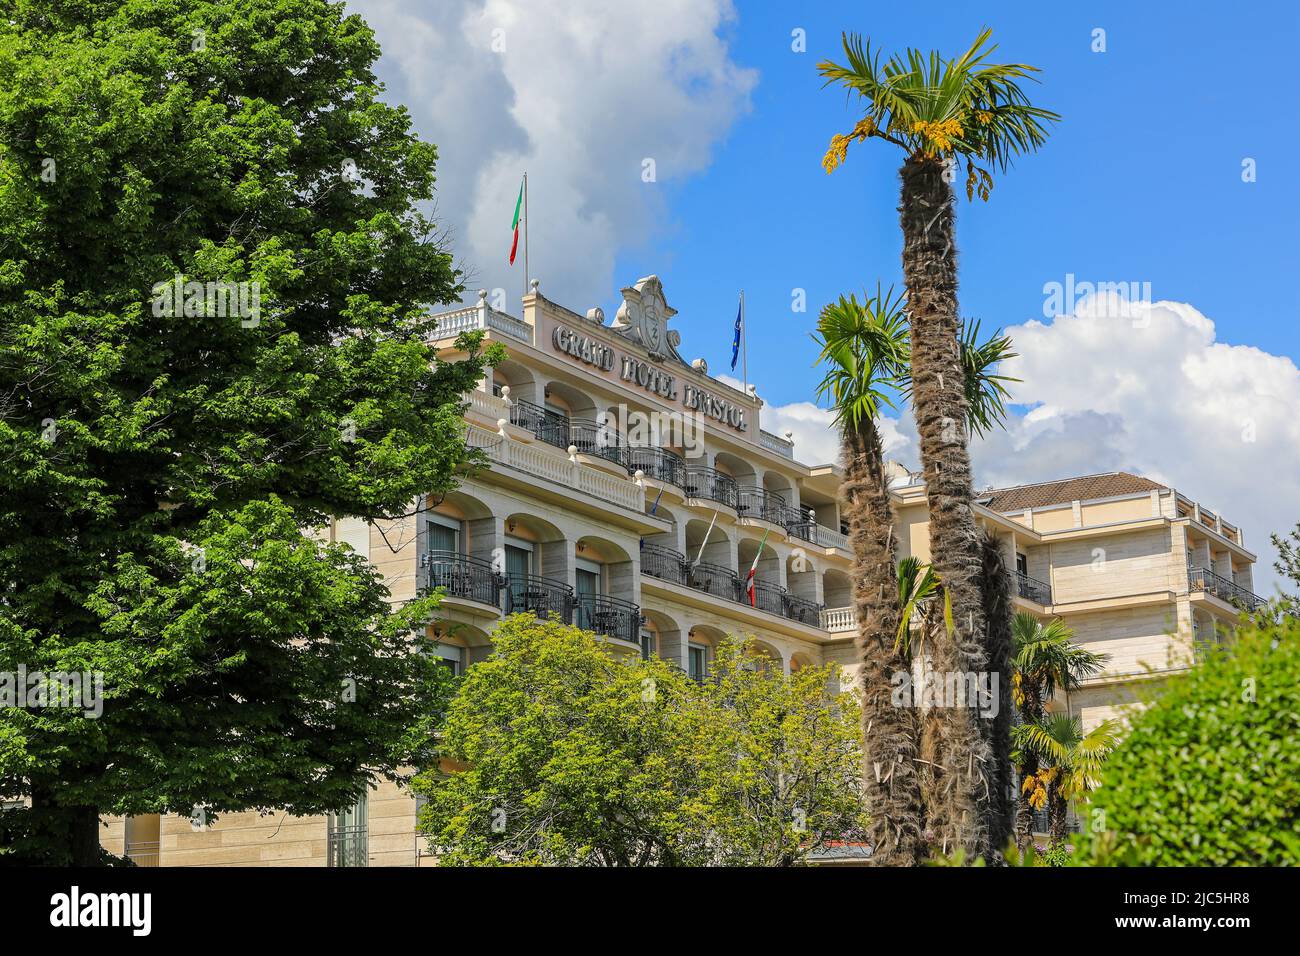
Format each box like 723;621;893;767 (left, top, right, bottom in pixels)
757;294;1300;593
347;0;755;309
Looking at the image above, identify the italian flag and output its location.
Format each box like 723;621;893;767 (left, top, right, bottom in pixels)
508;178;523;265
744;528;771;607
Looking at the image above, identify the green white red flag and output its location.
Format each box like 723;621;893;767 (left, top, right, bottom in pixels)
745;528;771;607
508;178;524;265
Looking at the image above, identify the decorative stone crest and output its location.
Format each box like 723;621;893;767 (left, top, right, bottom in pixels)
612;274;683;363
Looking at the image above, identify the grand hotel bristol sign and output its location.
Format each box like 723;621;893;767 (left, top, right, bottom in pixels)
548;275;748;432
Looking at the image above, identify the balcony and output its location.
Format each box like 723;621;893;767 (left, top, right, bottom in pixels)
430;299;533;344
569;419;628;467
737;485;787;524
820;606;855;633
627;446;687;488
1188;566;1266;612
509;399;571;450
682;466;739;510
125;840;159;868
421;551;504;607
685;561;740;601
641;542;688;585
648;556;827;628
1013;570;1052;606
574;593;643;644
505;573;574;623
327;824;368;868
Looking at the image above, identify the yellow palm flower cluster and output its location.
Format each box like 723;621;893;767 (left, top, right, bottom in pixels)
910;117;964;152
821;117;878;173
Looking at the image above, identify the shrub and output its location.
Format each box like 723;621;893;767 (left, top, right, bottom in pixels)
1083;618;1300;865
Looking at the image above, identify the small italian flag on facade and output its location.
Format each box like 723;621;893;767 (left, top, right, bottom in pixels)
745;528;771;607
508;177;524;265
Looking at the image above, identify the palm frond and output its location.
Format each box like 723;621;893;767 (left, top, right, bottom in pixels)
812;284;909;433
818;27;1060;196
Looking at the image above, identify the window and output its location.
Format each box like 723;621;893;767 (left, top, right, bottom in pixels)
639;629;655;661
688;644;708;681
1015;552;1028;576
328;792;368;867
426;514;459;555
431;644;463;677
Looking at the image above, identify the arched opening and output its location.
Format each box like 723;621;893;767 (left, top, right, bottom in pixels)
747;638;785;674
492;359;538;405
641;608;684;665
822;568;853;609
428;621;494;672
573;535;639;644
685;623;729;680
502;513;570;622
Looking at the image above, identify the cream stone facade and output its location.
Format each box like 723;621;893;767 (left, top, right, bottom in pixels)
100;275;1260;866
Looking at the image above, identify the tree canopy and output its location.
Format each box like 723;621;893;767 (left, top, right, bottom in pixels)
415;615;867;866
0;0;499;862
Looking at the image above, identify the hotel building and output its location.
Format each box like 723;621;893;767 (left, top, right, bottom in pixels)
98;275;1262;866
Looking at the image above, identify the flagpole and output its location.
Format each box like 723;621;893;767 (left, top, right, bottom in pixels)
741;289;748;393
523;171;530;301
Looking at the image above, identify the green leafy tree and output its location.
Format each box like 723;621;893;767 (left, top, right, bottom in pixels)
0;0;500;863
819;28;1056;859
1269;522;1300;617
1082;619;1300;865
414;615;866;866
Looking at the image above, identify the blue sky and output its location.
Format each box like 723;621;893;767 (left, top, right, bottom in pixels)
615;1;1300;405
355;0;1300;583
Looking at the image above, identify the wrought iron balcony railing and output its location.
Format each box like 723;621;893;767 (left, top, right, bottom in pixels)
327;824;368;867
421;550;504;607
509;399;570;449
627;446;687;487
747;578;788;617
682;466;739;510
569;419;627;466
736;485;787;524
504;573;574;624
125;840;159;868
1188;565;1266;611
641;542;687;585
573;593;643;644
684;561;741;602
784;592;824;627
1013;570;1052;606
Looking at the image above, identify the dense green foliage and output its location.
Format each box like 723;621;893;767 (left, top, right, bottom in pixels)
1083;619;1300;865
0;0;499;862
415;615;867;866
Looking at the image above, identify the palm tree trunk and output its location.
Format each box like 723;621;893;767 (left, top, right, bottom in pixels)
978;530;1014;856
1047;787;1068;850
843;421;926;865
899;155;995;860
1013;756;1039;854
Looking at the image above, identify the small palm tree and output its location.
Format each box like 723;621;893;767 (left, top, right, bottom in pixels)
1015;715;1120;849
813;287;925;865
819;28;1057;860
1010;612;1108;852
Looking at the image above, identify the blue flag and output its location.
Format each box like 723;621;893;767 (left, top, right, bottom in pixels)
730;298;742;370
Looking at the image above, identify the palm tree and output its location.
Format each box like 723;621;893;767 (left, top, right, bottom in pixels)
813;287;924;865
1009;612;1108;852
819;28;1057;859
1016;715;1119;849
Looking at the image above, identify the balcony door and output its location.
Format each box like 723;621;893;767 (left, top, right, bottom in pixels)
574;558;601;631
